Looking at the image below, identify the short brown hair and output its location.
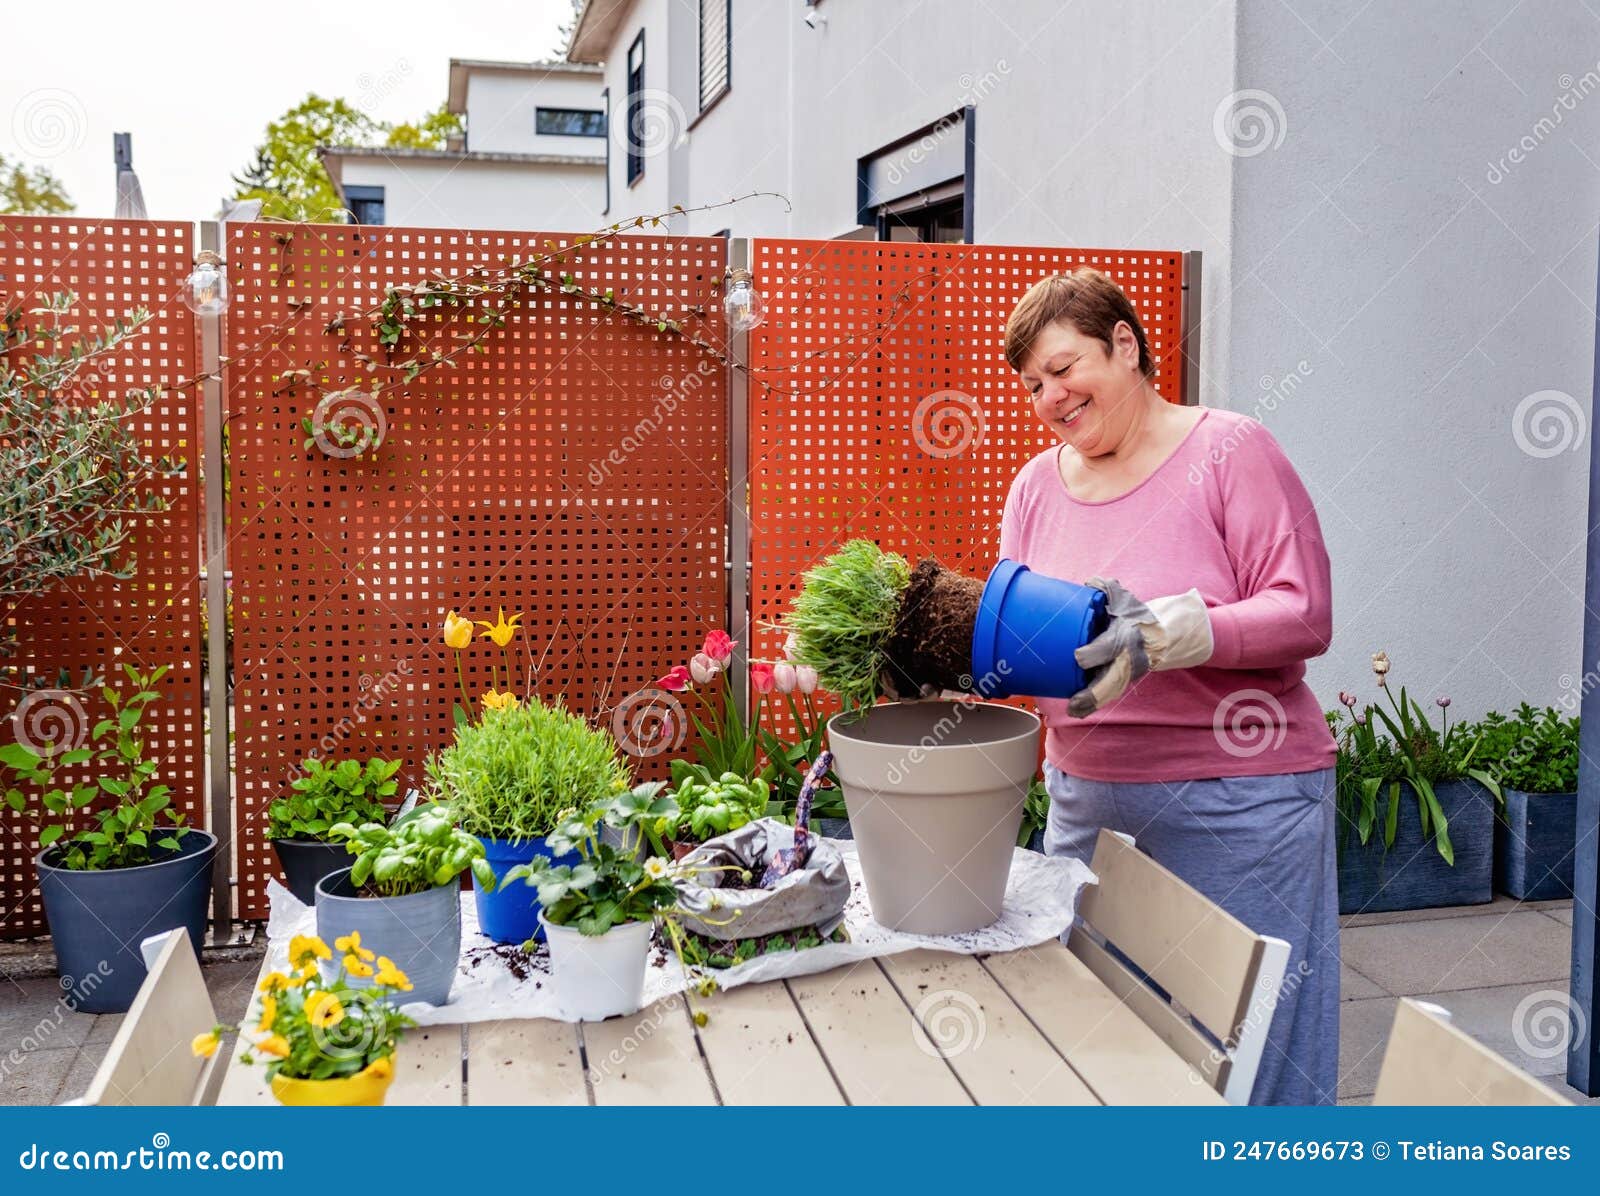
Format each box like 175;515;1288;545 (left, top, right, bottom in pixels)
1003;269;1153;378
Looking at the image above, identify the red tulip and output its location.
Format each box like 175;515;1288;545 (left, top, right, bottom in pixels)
657;665;692;692
703;630;735;666
749;662;776;694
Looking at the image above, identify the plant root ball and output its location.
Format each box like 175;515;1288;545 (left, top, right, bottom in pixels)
882;559;983;696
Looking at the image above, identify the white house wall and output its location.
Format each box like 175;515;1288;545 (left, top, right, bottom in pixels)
1228;0;1600;720
465;68;607;158
338;156;603;233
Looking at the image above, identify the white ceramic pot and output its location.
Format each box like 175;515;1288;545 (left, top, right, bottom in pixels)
538;913;654;1020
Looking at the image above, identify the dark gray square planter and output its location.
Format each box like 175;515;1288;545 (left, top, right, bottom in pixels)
1337;779;1494;914
1494;788;1575;901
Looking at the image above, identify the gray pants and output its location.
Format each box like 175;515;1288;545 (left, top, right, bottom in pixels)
1044;762;1340;1106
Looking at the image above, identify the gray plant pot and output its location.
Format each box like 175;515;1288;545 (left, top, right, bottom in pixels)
36;830;217;1014
1337;779;1495;914
1494;788;1576;900
829;701;1038;935
315;868;461;1006
272;838;354;906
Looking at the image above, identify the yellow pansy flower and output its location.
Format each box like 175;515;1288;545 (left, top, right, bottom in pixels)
480;689;519;712
289;934;332;968
256;1034;290;1058
443;611;473;650
334;930;376;962
475;608;522;648
374;956;412;992
191;1031;220;1059
345;955;376;978
256;993;278;1034
306;990;345;1030
258;971;290;994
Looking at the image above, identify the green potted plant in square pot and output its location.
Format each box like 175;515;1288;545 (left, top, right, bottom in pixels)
1476;703;1578;900
319;803;495;1006
654;761;770;861
3;665;215;1013
1330;654;1499;915
268;756;400;904
509;786;682;1021
429;695;633;944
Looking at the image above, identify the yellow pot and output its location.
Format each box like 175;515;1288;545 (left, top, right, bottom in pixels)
270;1058;395;1106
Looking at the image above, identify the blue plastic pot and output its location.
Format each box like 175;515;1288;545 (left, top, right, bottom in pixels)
473;836;581;944
970;559;1109;699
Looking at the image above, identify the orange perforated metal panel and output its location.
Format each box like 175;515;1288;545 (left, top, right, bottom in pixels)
224;222;728;918
0;217;204;937
745;239;1185;725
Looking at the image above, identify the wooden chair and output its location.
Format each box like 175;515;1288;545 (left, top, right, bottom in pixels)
69;929;224;1106
1373;998;1573;1106
1068;829;1291;1104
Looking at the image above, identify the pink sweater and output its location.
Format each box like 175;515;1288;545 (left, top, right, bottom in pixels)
999;407;1336;782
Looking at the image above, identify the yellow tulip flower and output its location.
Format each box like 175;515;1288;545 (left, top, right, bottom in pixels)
190;1031;221;1059
480;689;519;712
475;607;522;648
443;611;473;650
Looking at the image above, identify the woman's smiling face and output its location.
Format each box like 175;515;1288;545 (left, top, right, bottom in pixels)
1018;319;1146;457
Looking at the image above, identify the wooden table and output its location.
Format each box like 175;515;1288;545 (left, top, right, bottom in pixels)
218;942;1224;1106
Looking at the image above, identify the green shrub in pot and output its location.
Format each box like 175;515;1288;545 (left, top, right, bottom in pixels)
316;805;495;1005
268;757;400;905
1;665;216;1012
1471;703;1580;900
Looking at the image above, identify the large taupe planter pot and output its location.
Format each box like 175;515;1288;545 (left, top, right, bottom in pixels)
828;701;1039;935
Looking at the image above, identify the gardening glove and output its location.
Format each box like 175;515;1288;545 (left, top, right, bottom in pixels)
1067;578;1213;718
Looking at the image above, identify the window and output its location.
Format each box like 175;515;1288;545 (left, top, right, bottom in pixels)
600;87;611;215
626;31;646;185
343;185;385;226
881;195;966;244
698;0;731;110
536;107;607;137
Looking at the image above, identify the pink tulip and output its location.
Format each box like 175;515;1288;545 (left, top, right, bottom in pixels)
795;665;818;695
690;653;720;685
702;630;735;666
750;662;776;694
772;662;797;694
657;665;692;692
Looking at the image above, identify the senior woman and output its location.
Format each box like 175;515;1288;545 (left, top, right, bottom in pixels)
998;270;1338;1106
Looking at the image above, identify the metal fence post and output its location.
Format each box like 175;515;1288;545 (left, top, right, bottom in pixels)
727;238;752;725
1180;250;1203;407
199;220;234;944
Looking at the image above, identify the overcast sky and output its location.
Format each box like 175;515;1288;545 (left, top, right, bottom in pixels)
3;0;571;219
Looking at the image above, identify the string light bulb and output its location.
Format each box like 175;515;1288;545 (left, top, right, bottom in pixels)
184;250;228;314
722;267;766;332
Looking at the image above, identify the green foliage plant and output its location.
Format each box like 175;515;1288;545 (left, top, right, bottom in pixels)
782;539;912;710
329;803;495;898
267;757;399;841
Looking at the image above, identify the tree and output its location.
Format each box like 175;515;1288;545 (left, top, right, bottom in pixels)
0;154;74;215
232;94;464;221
